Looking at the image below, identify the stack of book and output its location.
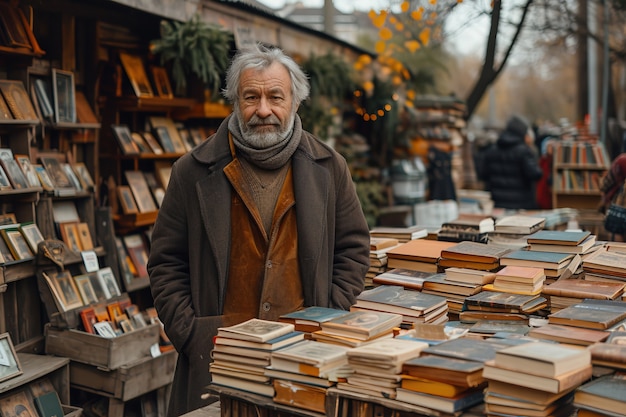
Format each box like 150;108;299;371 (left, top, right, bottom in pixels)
460;290;548;323
311;310;403;347
438;240;511;272
336;338;429;399
351;284;449;327
574;373;626;417
582;248;626;292
547;299;626;331
367;237;401;285
210;318;305;397
527;322;610;346
588;331;626;370
486;214;546;250
542;279;625;312
385;239;456;273
500;249;577;283
394;338;502;413
437;214;494;243
421;273;483;316
527;229;597;255
488;265;546;295
372;268;436;291
278;306;350;336
369;225;428;243
482;341;592;416
267;339;351;413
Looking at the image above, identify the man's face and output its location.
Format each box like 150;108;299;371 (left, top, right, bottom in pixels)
236;62;295;147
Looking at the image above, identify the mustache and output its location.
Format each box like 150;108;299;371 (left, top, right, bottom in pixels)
247;114;280;126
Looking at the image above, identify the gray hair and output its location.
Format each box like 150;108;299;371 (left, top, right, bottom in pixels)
222;43;310;106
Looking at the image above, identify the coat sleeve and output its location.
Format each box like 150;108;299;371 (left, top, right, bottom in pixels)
521;147;544;182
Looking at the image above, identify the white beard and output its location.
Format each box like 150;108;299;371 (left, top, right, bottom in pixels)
235;107;295;149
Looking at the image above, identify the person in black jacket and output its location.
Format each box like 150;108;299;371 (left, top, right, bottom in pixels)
479;115;543;209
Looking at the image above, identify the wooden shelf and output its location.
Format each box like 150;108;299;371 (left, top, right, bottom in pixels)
1;353;70;403
105;96;197;113
173;101;232;120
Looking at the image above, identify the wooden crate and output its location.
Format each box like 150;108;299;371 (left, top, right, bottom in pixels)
45;323;160;370
69;349;177;401
63;405;83;417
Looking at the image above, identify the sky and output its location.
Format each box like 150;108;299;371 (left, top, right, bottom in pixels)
256;0;393;13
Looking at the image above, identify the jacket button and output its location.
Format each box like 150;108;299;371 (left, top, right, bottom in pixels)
266;261;272;268
262;302;271;312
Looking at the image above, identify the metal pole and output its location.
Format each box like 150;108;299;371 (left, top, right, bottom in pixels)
588;0;598;134
600;0;609;145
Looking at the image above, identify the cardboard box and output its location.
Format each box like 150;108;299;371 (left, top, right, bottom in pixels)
69;349;177;401
45;323;160;370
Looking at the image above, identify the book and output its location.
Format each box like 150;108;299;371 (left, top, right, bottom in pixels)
213;330;304;351
353;284;447;316
400;375;474;398
527;229;591;246
272;379;328;414
464;290;546;313
269;340;349;378
210;373;274;397
588;342;626;369
372;268;435;290
264;367;335;387
494;215;546;234
574;373;626;415
484;389;574;412
401;355;485;387
482;361;592;393
542;279;624;300
440;241;511;264
500;250;574;270
444;267;497;285
440;215;495;233
421;273;483;297
437;257;501;271
216;318;295;343
530;235;597;254
421;337;505;363
369;225;428;242
385;239;457;264
493;341;591;378
319;310;403;340
494;265;545;284
346;337;428;366
548;299;626;329
370;237;399;251
395;387;484;413
33;390;65;417
582;248;626;277
278;306;349;333
528;324;609;346
484;395;575;417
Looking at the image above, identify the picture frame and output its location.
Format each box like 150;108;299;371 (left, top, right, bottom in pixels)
151;66;173;99
93;321;117;338
39;156;73;189
14;154;41;188
0;165;13;191
0;156;30;190
62;162;82;190
125;171;158;213
152;126;176;153
34;78;54;121
86;273;108;302
18;222;44;254
123;234;149;278
52;69;76;124
0;79;39;121
2;228;34;261
71;162;95;190
0;2;33;49
131;132;151;153
119;52;154;98
73;274;99;305
33;164;55;191
141;132;164;155
50;270;84;311
0;93;13;120
0;333;22;383
97;266;121;298
106;301;124;322
117;185;139;215
79;306;97;334
111;124;140;155
59;221;83;253
0;233;15;263
148;116;186;153
76;222;94;251
0;213;17;225
154;161;172;190
115;237;135;287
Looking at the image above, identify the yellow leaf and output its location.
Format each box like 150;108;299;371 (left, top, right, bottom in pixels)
429;0;437;4
375;41;386;53
401;1;410;12
407;90;416;100
371;11;387;28
392;75;402;86
363;81;374;92
379;27;393;40
395;22;404;31
419;28;431;45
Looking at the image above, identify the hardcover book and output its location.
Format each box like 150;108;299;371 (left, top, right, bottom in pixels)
494;341;591;377
528;323;610;346
494;265;545;284
216;318;295;343
444;267;497;285
319;310;403;340
33;390;65;417
370;237;399;251
530;235;597;254
421;273;483;297
386;239;457;264
500;250;574;269
574;374;626;415
527;230;591;246
582;249;626;277
401;355;485;387
440;215;495;233
548;299;626;329
346;337;428;365
482;361;592;393
369;225;428;242
400;375;474;398
395;387;484;413
421;337;507;363
542;279;624;300
464;290;546;313
588;342;626;369
354;284;448;316
487;380;577;406
213;330;304;351
372;268;435;290
494;215;546;234
440;241;512;263
437;257;501;271
269;340;349;378
211;373;274;397
278;306;349;333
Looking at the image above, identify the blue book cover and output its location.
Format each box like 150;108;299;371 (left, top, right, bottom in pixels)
279;306;349;323
34;391;65;417
501;250;573;267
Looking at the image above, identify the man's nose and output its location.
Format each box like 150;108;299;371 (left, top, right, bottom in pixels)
256;97;272;118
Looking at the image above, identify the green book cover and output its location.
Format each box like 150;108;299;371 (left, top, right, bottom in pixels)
34;391;64;417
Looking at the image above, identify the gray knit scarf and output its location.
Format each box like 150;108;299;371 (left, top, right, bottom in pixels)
228;114;302;170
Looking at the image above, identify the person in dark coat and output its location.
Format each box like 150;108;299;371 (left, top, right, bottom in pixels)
478;115;543;209
147;44;370;417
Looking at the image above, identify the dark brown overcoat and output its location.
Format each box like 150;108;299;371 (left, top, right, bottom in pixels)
147;115;370;416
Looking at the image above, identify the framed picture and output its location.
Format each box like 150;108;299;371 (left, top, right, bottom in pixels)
119;52;154;98
106;301;124;322
34;78;54;121
2;228;34;261
0;157;30;190
115;237;135;287
111;124;140;155
123;234;149;278
97;266;121;298
86;272;108;302
141;132;163;155
0;333;22;383
93;321;117;338
0;80;39;121
39;156;73;189
59;221;83;253
153;126;176;153
151;66;173;99
0;233;15;263
18;222;44;254
125;171;158;213
148;116;186;153
0;165;13;191
117;185;139;215
0;2;33;49
52;69;76;124
131;132;151;153
0;93;13;120
33;164;55;191
71;162;95;190
0;214;17;226
76;222;94;251
62;163;82;190
79;306;97;334
73;274;99;305
14;154;41;188
51;270;84;311
154;161;172;189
